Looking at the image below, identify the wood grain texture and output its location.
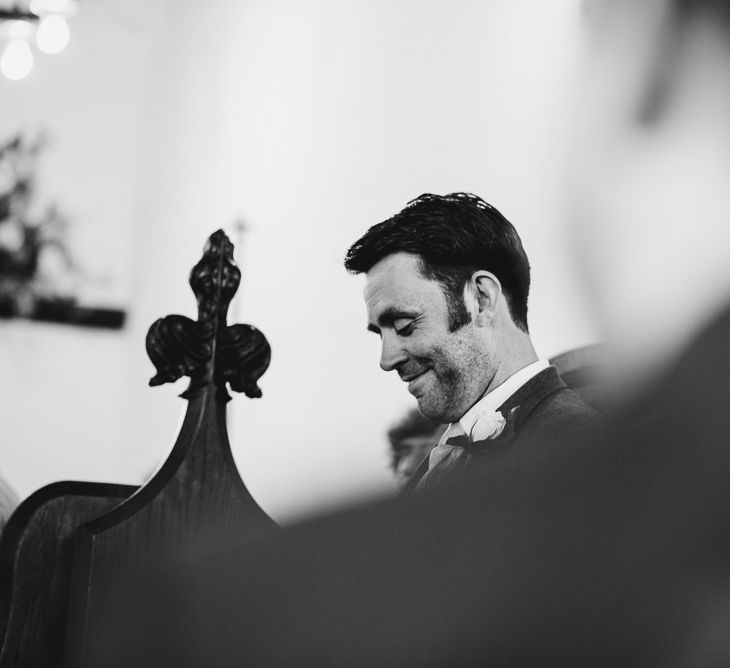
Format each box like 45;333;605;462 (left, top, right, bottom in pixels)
0;482;137;668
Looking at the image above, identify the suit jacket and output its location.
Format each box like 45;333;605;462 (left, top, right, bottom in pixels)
404;365;599;492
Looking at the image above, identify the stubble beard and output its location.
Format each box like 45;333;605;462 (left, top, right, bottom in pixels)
417;338;492;424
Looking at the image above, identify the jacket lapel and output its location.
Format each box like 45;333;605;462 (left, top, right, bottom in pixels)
464;366;567;455
499;366;566;426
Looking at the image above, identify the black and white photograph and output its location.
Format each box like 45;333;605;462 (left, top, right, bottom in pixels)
1;1;729;665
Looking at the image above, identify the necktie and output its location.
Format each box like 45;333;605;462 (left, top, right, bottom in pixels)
412;424;464;490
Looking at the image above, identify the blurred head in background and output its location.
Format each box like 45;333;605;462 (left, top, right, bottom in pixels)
569;0;730;388
387;408;443;488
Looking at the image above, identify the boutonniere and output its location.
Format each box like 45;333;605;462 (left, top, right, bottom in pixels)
464;406;520;454
469;410;507;441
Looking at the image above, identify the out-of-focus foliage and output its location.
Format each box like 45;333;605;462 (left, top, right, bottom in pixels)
0;132;74;317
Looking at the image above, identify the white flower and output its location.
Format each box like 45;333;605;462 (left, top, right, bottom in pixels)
469;411;507;442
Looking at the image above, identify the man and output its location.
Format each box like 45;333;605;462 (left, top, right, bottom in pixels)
344;193;597;489
387;408;442;488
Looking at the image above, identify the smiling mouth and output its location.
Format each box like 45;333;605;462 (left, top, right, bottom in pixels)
403;369;428;384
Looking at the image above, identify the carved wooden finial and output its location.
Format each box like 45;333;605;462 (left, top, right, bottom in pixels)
145;229;271;400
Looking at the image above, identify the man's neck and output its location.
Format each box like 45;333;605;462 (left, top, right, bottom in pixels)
486;333;538;394
455;334;539;422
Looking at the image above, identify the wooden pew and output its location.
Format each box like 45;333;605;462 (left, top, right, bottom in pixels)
0;230;277;667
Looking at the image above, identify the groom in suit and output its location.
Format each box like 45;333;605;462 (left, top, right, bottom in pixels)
344;192;597;489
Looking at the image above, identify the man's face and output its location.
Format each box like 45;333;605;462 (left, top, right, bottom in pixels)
364;252;493;423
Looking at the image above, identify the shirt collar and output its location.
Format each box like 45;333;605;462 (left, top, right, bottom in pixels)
455;359;549;438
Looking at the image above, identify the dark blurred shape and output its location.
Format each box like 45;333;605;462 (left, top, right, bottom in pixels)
82;306;730;667
387;408;442;487
0;298;126;329
0;8;37;21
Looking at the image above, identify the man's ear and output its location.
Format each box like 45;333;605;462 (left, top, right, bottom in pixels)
470;271;502;326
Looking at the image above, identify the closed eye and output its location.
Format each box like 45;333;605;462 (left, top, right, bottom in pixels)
395;321;415;337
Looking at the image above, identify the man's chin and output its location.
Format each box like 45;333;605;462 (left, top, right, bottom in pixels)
415;397;447;423
418;397;470;424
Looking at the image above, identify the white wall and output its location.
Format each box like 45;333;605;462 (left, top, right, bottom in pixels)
0;0;598;522
0;0;166;497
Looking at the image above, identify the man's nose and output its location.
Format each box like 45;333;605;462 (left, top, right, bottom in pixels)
380;333;407;372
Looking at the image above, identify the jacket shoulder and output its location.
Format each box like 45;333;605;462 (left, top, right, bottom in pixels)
522;386;601;439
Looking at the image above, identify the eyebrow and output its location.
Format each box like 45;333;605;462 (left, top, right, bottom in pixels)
367;307;419;334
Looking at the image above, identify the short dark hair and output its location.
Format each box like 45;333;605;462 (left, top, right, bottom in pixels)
344;192;530;332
